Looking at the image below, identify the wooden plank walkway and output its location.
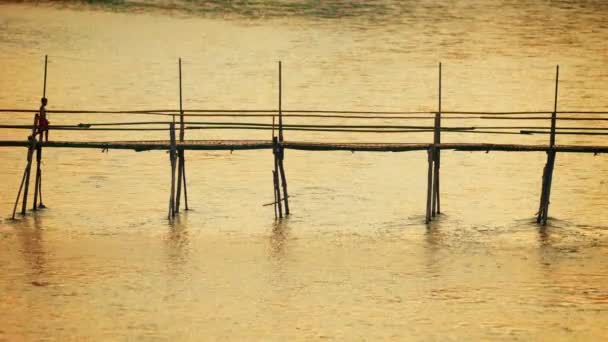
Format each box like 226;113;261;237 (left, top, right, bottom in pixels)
1;139;608;153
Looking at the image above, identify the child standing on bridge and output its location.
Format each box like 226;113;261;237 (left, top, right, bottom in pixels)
38;97;49;142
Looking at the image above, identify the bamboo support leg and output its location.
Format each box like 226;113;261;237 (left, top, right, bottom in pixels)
278;148;290;216
272;171;278;219
169;154;176;219
33;144;42;210
38;168;45;208
536;162;549;223
171;155;177;218
432;149;440;217
436;150;441;214
541;151;557;225
21;146;35;215
168;124;177;220
426;148;434;224
274;154;283;218
21;115;39;215
182;154;189;210
536;151;557;224
11;168;28;219
175;149;184;212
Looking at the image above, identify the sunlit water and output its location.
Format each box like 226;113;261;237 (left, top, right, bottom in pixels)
1;1;608;340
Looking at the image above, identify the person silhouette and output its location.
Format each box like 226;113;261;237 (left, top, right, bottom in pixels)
38;97;49;142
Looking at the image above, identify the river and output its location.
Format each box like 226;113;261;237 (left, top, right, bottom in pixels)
1;1;607;340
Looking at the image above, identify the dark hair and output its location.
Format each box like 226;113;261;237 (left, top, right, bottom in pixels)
41;97;48;105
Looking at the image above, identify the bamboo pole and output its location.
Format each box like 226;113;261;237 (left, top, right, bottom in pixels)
550;66;559;147
11;168;28;219
278;152;290;215
38;168;45;208
273;136;283;218
542;151;556;224
175;59;184;212
426;148;434;224
271;114;277;217
11;122;608;131
8;109;608;120
11;108;608;115
21;115;39;215
436;62;442;215
176;151;183;212
43;55;48;98
182;156;189;210
277;60;290;215
168;123;177;219
537;157;549;223
278;61;283;143
274;170;282;218
432;62;442;217
32;140;42;210
179;58;184;141
7;140;608;153
272;171;278;218
33;56;48;211
537;65;560;225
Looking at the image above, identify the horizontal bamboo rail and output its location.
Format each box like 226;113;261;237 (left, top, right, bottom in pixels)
2;108;608;115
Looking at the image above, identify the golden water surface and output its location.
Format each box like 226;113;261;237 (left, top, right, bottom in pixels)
1;1;608;340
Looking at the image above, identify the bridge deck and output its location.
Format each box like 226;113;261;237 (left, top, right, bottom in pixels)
1;139;608;153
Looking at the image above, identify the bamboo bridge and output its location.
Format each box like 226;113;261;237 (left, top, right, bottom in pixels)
3;57;608;225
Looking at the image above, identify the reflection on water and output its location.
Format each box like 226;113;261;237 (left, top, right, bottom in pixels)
1;1;608;340
17;215;48;283
165;215;191;274
269;220;290;261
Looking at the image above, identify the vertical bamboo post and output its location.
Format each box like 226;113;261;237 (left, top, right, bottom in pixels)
32;140;42;210
11;168;28;219
278;61;283;143
38;167;45;208
182;156;189;211
181;58;190;210
278;151;290;215
176;152;184;212
273;136;283;218
541;151;556;225
272;171;278;219
537;162;548;224
537;65;559;225
175;58;184;212
168;123;177;220
550;65;559;148
21;116;38;215
431;62;442;217
435;62;442;215
543;66;560;224
277;61;290;215
43;55;47;98
426;148;434;224
33;55;48;211
179;58;185;141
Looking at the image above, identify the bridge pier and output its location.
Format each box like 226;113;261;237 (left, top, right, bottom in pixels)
536;65;560;226
426;147;434;223
271;61;290;219
168;123;177;220
537;150;556;224
427;63;442;223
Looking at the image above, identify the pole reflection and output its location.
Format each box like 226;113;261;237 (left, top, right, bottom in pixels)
17;215;49;286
